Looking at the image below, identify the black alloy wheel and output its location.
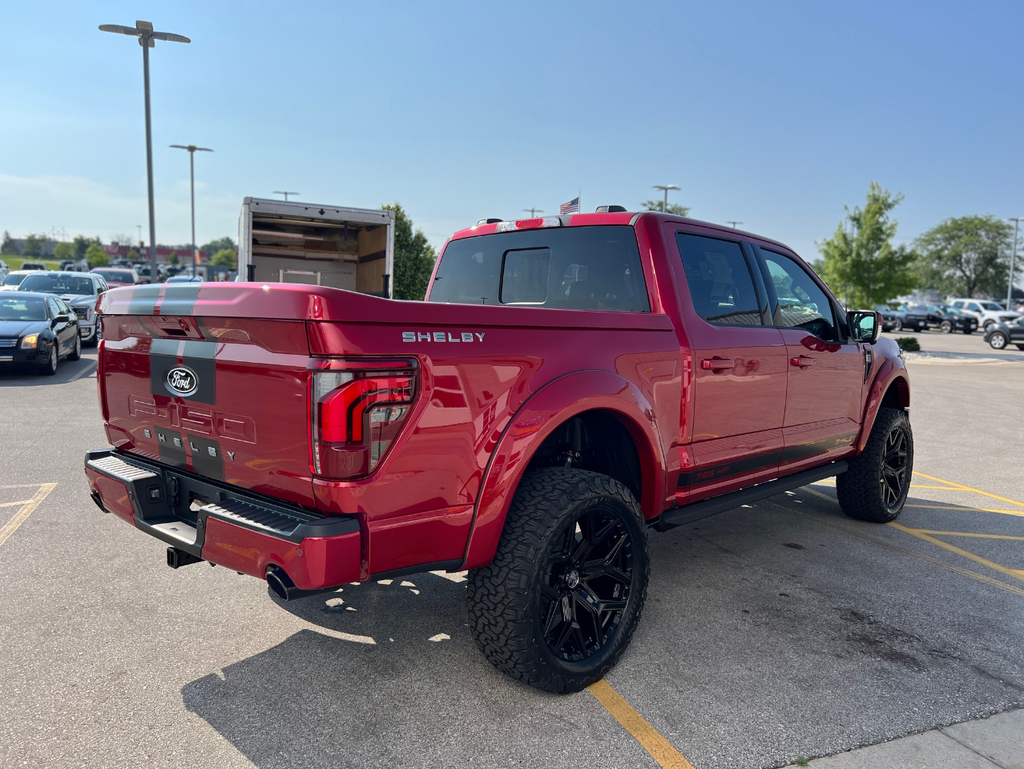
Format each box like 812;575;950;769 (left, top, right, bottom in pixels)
880;425;910;513
539;507;634;663
940;320;953;333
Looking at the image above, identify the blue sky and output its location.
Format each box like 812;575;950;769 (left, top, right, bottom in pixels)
2;0;1022;260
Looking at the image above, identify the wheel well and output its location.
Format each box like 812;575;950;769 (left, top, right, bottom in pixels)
525;410;642;503
880;378;909;410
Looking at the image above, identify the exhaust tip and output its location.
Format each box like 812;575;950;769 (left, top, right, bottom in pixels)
266;566;293;600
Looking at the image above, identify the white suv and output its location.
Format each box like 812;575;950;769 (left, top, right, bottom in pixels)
948;298;1022;330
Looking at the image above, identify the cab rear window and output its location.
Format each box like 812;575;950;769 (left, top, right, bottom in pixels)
428;226;649;312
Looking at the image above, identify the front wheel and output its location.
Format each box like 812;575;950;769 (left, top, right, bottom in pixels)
837;408;913;523
39;345;58;376
989;331;1008;350
467;468;650;693
893;318;904;332
67;333;81;361
983;320;995;331
940;320;953;334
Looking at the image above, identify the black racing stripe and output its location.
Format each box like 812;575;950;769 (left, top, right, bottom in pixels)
689;449;784;488
155;428;187;469
181;340;217;405
187;435;225;481
182;340;217;359
781;433;857;464
127;284;162;316
676;471;693;488
158;284;200;316
150;339;181;399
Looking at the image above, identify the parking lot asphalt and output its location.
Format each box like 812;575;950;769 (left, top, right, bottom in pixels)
1;332;1022;769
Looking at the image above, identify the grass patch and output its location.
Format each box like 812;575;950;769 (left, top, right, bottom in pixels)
896;337;921;353
795;759;810;767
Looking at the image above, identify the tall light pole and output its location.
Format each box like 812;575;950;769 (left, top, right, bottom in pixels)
523;208;543;218
652;184;680;213
726;221;743;229
100;20;190;281
274;190;300;201
170;145;213;277
1007;217;1022;310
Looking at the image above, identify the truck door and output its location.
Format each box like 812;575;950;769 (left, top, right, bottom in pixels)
754;247;862;472
671;230;789;501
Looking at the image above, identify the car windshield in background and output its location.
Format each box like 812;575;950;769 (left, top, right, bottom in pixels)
428;226;649;312
2;273;28;286
0;295;47;321
20;275;94;295
93;270;133;282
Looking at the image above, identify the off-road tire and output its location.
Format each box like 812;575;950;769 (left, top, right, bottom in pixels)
837;407;913;523
467;468;650;693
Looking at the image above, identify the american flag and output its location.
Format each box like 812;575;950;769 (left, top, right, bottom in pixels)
559;197;580;215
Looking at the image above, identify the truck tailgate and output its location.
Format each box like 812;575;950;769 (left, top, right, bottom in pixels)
98;285;315;509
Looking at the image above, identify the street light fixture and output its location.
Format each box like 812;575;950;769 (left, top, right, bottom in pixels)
100;20;190;281
170;145;213;278
652;184;680;213
523;208;543;218
273;191;300;201
726;221;743;229
1007;217;1023;310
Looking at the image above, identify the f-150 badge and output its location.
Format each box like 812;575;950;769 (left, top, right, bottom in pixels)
166;366;199;397
403;331;485;343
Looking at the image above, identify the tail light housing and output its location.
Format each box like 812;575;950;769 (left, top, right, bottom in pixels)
311;359;418;479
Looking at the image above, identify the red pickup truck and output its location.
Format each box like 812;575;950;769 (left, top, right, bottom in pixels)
85;211;912;693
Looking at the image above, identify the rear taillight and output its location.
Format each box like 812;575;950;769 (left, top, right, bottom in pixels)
310;361;417;479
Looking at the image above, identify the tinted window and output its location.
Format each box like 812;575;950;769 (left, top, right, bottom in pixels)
2;273;27;286
676;233;762;326
429;226;649;312
761;250;838;341
20;275;95;295
0;296;47;321
93;269;134;283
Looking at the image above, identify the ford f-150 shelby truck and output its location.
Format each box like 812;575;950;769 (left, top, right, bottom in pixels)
85;210;912;693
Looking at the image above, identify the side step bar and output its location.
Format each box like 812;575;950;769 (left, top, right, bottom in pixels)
658;460;848;530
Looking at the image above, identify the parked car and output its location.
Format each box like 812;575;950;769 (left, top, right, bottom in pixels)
20;261;48;271
59;259;90;272
0;270;36;291
18;271;107;346
85;211;912;693
915;303;978;334
0;291;80;375
984;317;1024;351
91;267;140;288
948;298;1022;331
875;305;899;332
165;275;203;284
0;259;9;278
888;303;928;332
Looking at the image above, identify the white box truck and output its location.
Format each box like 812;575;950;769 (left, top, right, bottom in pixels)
237;197;395;297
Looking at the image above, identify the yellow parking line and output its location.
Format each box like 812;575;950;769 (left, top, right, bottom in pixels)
913;472;1024;509
814;479;958;491
0;483;56;550
588;679;696;769
889;523;1024;585
903;504;1024;518
913;530;1024;541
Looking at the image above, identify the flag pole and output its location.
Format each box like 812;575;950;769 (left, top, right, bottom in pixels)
578;189;582;214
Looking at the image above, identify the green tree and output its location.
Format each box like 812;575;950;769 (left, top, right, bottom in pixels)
817;183;917;308
53;242;74;262
200;237;236;259
1;231;15;254
914;215;1012;298
73;235;96;259
169;252;180;266
23;234;43;257
384;203;436;300
211;248;237;268
85;242;109;268
641;200;691;217
127;248;140;261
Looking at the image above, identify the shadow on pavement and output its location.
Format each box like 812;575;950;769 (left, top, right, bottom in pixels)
0;351;96;387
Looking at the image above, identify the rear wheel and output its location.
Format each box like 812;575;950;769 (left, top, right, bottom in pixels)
467;468;649;693
837;408;913;523
939;320;953;333
989;331;1008;350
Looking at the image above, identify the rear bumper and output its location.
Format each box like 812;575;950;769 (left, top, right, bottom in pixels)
84;448;363;590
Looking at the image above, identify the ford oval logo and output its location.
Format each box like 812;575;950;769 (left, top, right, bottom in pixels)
166;366;199;397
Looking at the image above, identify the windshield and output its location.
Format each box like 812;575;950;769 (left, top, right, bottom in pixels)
19;275;94;295
2;273;27;286
0;295;47;321
93;270;133;282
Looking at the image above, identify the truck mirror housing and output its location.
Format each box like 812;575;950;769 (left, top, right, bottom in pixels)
848;310;880;343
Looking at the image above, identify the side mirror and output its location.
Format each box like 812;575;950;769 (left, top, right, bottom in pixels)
848;310;880;343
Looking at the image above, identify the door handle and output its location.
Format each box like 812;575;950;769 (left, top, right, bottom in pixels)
790;356;815;368
701;358;735;371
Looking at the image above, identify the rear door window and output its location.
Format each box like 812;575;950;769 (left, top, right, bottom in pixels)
675;233;762;326
429;226;649;312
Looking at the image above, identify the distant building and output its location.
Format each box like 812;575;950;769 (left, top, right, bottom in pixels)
104;244;208;264
7;238;61;257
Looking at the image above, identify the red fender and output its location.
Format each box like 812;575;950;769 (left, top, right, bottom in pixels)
857;353;911;453
461;370;668;570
